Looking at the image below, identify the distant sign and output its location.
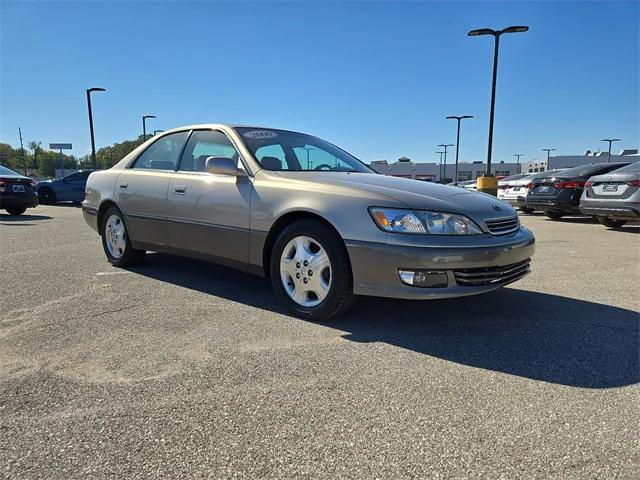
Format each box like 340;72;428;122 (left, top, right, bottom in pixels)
49;143;72;150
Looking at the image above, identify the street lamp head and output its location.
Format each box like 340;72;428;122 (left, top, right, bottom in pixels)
438;143;454;148
601;138;621;142
143;115;157;120
446;115;474;120
501;25;529;34
468;28;497;37
87;87;106;93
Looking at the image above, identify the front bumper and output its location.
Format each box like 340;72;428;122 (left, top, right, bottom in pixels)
82;203;99;232
0;193;39;209
346;227;535;300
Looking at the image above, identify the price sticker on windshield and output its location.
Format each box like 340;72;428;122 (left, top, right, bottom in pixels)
243;130;278;139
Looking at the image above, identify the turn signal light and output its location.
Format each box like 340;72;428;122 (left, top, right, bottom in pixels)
399;270;448;288
628;180;640;187
584;181;593;188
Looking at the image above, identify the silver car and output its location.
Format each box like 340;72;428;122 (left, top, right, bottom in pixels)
82;124;535;320
579;161;640;228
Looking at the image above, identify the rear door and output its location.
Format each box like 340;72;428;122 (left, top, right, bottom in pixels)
60;171;91;202
116;131;190;249
165;129;252;266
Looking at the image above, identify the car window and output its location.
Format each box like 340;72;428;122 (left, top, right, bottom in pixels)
179;130;239;172
255;144;288;170
293;144;356;171
65;171;90;181
0;165;20;176
133;131;190;170
608;161;640;174
557;163;630;178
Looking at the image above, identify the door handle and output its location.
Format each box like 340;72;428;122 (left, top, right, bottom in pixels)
119;182;128;189
173;185;187;194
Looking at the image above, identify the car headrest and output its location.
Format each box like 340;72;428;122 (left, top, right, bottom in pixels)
149;160;175;170
261;156;282;170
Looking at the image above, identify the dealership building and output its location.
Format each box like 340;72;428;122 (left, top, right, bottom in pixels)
370;159;520;183
371;149;638;182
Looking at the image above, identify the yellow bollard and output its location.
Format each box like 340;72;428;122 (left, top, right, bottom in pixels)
476;175;498;196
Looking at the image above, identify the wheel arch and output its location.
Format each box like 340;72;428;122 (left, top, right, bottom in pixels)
96;200;123;235
262;210;352;278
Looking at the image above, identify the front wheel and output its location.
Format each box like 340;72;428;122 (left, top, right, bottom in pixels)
544;211;564;220
270;219;354;321
38;188;56;205
597;217;627;228
5;207;27;216
100;207;146;267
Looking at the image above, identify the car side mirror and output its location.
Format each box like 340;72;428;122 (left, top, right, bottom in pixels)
205;157;247;177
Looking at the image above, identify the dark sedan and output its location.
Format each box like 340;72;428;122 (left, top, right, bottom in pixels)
0;165;39;215
36;169;97;205
525;162;631;219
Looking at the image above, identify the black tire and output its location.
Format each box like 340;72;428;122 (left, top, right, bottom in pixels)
520;207;535;214
544;211;564;220
5;207;27;216
270;219;354;321
100;206;146;267
38;188;57;205
597;217;627;228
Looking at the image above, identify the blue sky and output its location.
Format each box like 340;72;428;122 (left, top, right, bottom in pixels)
1;1;638;164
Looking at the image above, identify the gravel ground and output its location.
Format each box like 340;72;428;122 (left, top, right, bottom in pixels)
1;205;638;479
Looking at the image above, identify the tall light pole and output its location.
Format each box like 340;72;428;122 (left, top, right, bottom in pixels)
301;146;314;169
153;129;164;136
437;151;445;182
542;148;555;166
438;143;454;183
468;25;528;195
446;115;473;185
601;138;621;163
142;115;156;141
86;87;106;169
514;153;524;173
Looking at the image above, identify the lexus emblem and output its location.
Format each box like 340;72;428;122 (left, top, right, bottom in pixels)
491;204;502;211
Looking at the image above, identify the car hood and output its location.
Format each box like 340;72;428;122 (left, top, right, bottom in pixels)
270;171;516;222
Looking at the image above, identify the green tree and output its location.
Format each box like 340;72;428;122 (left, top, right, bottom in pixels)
28;141;42;168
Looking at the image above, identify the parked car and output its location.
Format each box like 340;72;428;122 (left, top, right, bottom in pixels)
82;124;535;320
579;161;640;228
526;162;631;219
36;169;97;205
0;165;39;215
501;170;565;213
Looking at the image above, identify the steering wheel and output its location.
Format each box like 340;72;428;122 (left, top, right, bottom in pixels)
313;164;333;171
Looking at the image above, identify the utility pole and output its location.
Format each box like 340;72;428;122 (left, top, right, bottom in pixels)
601;138;621;163
438;144;454;183
514;153;524;173
18;127;26;175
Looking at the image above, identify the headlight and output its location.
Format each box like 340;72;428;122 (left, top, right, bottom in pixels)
369;207;482;235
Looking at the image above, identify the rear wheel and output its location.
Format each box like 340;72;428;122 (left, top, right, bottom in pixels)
519;207;535;214
544;211;564;220
100;207;146;267
597;217;627;228
270;219;354;321
5;207;26;216
38;188;56;205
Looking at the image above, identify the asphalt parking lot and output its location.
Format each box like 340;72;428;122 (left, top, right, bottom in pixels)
1;205;638;479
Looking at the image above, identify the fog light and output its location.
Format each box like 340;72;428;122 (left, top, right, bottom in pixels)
399;270;448;288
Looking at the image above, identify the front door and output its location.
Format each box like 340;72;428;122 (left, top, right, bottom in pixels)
116;131;190;249
166;129;252;267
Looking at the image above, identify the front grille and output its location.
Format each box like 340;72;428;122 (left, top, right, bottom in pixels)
454;259;531;287
484;215;519;235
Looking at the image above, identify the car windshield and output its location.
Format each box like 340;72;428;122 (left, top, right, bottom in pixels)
608;161;640;174
0;165;20;176
234;127;373;173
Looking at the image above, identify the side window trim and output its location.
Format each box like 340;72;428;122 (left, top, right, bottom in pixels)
129;130;192;171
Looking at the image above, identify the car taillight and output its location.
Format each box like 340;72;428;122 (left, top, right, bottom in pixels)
584;181;593;188
0;178;5;186
627;180;640;187
554;180;585;189
525;183;534;189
